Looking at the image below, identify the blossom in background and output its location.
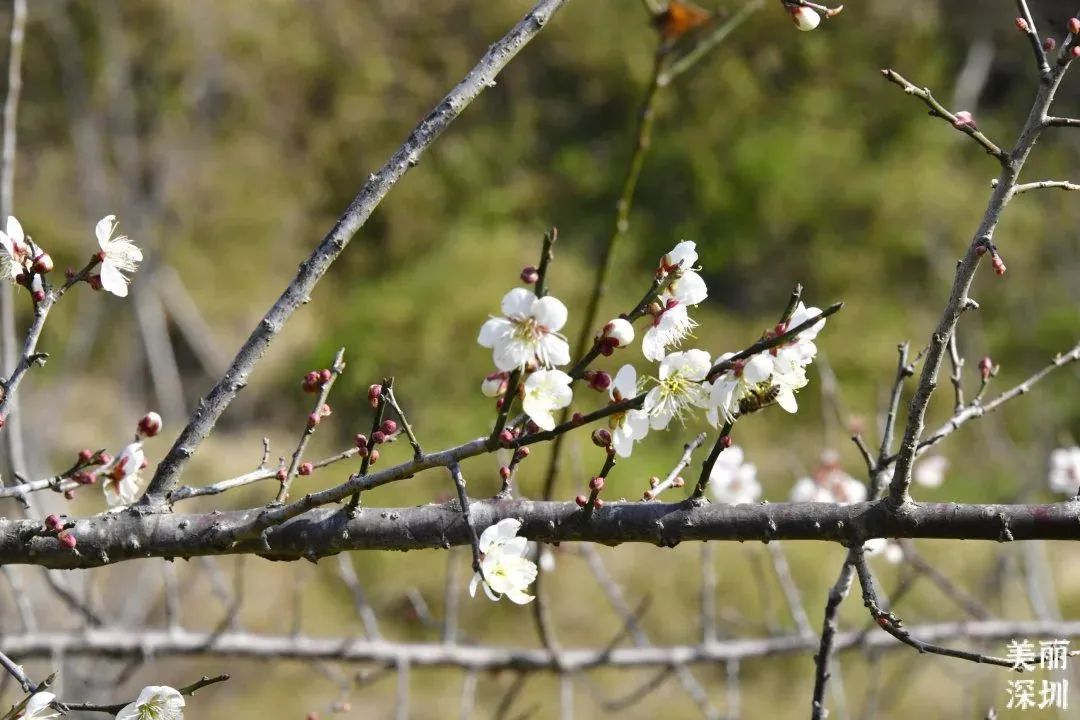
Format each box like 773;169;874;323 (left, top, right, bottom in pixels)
789;5;821;31
102;441;147;508
478;288;570;371
15;692;59;720
708;445;762;505
0;215;30;281
607;364;649;457
643;241;708;361
116;686;185;720
644;349;711;430
863;538;905;564
705;352;772;426
469;519;537;605
914;454;948;488
1048;447;1080;495
789;450;867;504
95;215;143;298
521;369;572;431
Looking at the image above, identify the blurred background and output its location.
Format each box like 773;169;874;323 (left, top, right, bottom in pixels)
2;0;1080;717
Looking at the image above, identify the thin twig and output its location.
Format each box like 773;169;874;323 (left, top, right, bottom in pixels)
62;674;229;714
276;348;345;502
347;376;390;510
646;432;706;500
811;558;854;720
384;384;423;461
1015;0;1051;79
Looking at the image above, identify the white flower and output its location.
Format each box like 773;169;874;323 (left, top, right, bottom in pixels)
770;361;809;414
116;686;185;720
644;241;708;361
15;692;59;720
102;441;146;507
790;6;821;31
789;451;866;504
607;365;649;457
601;318;635;349
478;288;570;371
708;445;762;504
914;455;948;488
521;369;572;431
772;301;825;370
643;349;711;430
469;519;537;605
789;476;835;503
1049;447;1080;494
95;215;142;297
863;538;904;564
0;216;30;281
705;352;772;426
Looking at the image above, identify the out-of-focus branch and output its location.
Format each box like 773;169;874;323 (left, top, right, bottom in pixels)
141;0;573;506
810;558;854;720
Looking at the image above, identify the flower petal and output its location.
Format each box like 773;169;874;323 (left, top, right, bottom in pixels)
500;287;536;318
532;295;568;331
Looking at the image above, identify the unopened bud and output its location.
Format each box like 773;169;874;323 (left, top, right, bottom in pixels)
643;490;655;501
514;447;530;462
481;372;507;398
571;412;584;425
589;476;604;492
721;435;733;449
276;468;287;481
600;318;635;349
790;6;821;31
975;243;988;256
319;403;332;418
298;462;313;476
593;498;605;509
319;368;332;383
354;433;368;449
647;300;663;316
1070;17;1080;35
953;110;975;128
649;476;660;488
96;452;112;466
591;428;612;447
72;471;93;485
63;489;75;500
88;274;102;291
307;412;321;429
368;384;383;407
14;272;25;286
992;255;1007;276
1015;17;1029;32
575;494;589;507
368;449;379;464
520;266;540;284
499;466;512;480
1044;37;1057;52
498;429;515;446
380;419;398;435
44;514;63;532
1072;45;1080;58
526;420;540;434
58;531;77;549
979;355;994;380
371;430;386;444
302;371;320;392
588;371;612;392
32;253;53;274
137;411;163;438
77;448;93;463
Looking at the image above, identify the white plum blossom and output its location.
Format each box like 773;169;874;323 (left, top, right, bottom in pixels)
643;349;711;430
705;352;772;426
0;215;31;281
863;538;905;564
469;519;537;605
789;451;867;504
790;6;821;31
708;445;762;505
15;692;59;720
1048;447;1080;494
521;369;572;431
478;288;570;371
102;441;147;508
643;241;708;361
772;301;825;371
607;364;650;457
95;215;142;298
115;686;185;720
914;455;948;488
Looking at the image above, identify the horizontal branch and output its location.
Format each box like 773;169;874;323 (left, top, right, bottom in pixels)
1011;179;1080;194
5;499;1080;569
4;621;1079;671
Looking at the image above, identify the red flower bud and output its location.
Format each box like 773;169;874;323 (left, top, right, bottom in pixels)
1044;37;1057;52
1015;17;1029;32
368;384;383;407
303;371;320;392
77;448;93;463
1072;45;1080;58
499;466;512;480
499;429;515;446
380;419;398;435
979;355;994;380
299;462;313;476
31;289;44;303
368;449;380;465
276;468;287;481
520;266;539;284
575;494;588;507
371;430;387;444
571;412;584;425
44;514;63;532
514;446;530;461
721;435;733;449
1070;17;1080;35
307;412;321;429
319;369;332;383
63;489;75;500
591;428;612;448
589;476;604;492
589;371;612;392
32;253;53;274
96;452;112;466
58;531;77;549
137;411;163;438
354;433;368;449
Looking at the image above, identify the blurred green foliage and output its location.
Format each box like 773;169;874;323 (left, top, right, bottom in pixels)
3;0;1080;717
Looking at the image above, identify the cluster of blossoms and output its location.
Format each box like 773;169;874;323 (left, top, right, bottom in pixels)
0;213;142;298
18;685;183;720
1048;446;1080;495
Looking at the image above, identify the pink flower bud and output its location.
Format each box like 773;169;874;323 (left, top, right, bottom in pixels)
953;110;975;129
520;266;539;284
591;428;612;448
77;448;93;463
380;419;398;435
276;468;287;481
601;318;635;349
481;372;507;398
73;471;93;485
1070;17;1080;35
499;466;512;480
514;447;530;461
137;411;163;438
368;384;383;407
319;403;332;418
371;430;386;444
368;449;379;465
319;369;332;383
589;476;604;491
44;514;63;532
721;435;733;449
594;498;605;509
1015;17;1029;32
302;371;320;392
32;253;53;274
992;255;1007;275
1071;45;1080;58
1044;37;1057;52
354;433;368;450
307;412;321;429
299;462;313;476
975;244;988;256
978;355;994;380
790;6;821;31
499;429;515;446
588;371;612;392
96;452;112;465
575;494;588;507
58;531;77;549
